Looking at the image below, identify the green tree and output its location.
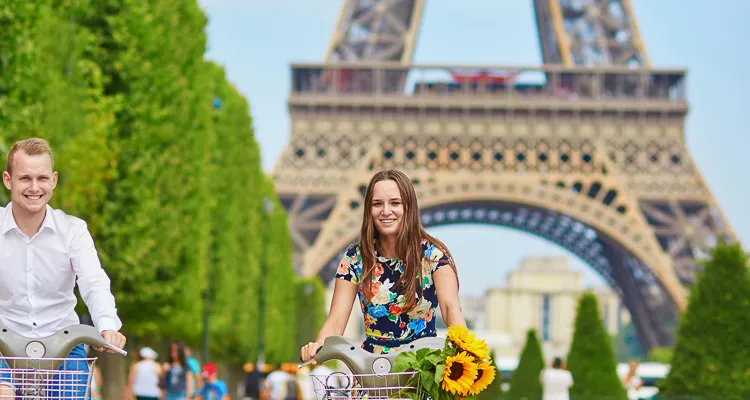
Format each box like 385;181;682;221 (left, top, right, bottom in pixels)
79;0;216;343
260;178;297;364
506;329;544;400
0;0;116;225
661;243;750;398
202;61;265;364
566;292;626;400
647;346;672;364
295;277;327;352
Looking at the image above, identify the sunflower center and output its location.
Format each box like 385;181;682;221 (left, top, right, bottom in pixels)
475;369;484;380
449;362;465;380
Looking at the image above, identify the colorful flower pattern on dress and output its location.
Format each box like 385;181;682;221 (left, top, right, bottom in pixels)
335;239;450;354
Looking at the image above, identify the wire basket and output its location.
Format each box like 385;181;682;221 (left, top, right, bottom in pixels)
310;371;424;400
0;356;96;399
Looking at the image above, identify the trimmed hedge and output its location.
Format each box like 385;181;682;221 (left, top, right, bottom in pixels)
661;243;750;399
566;292;626;400
506;329;544;400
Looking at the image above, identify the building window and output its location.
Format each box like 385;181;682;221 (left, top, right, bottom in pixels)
541;294;551;341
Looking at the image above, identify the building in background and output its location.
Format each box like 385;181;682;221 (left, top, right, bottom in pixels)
485;257;629;360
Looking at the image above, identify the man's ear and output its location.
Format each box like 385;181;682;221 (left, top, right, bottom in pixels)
2;171;11;191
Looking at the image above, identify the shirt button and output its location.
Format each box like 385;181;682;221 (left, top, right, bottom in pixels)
33;323;37;326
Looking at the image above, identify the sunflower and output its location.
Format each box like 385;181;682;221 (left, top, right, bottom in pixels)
468;361;497;396
447;325;490;360
441;351;478;396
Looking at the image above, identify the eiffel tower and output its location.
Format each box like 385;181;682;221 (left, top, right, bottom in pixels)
271;0;736;351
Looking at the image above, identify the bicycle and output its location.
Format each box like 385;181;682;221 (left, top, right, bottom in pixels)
0;323;127;399
299;336;445;400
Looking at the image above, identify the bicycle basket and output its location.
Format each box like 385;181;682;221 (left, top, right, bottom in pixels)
310;371;424;400
0;356;96;399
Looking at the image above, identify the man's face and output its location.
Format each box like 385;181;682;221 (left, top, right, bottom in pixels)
2;151;57;217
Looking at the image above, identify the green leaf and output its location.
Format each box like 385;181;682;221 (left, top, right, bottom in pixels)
426;351;443;366
420;369;433;391
415;347;433;360
393;352;419;372
434;363;446;385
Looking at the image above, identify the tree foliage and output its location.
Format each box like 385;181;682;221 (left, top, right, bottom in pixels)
506;329;544;400
661;243;750;399
295;276;327;352
1;0;301;367
566;292;626;400
260;178;297;364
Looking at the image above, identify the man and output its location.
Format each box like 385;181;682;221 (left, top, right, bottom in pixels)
0;138;126;397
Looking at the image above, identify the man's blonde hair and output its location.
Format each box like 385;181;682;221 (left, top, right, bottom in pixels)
6;138;55;175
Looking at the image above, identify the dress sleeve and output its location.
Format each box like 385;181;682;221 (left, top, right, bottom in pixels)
424;240;452;273
335;245;361;284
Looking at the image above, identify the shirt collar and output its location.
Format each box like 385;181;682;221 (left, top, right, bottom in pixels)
2;202;56;235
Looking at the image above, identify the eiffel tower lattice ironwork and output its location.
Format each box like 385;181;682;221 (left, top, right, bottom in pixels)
271;0;737;351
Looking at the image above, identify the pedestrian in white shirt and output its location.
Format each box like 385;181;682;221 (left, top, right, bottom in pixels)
0;138;126;398
540;357;574;400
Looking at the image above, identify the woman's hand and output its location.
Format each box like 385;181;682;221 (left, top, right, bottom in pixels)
300;341;323;362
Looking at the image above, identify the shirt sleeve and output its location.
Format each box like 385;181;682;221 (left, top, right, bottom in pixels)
70;222;123;333
335;246;361;284
426;242;451;273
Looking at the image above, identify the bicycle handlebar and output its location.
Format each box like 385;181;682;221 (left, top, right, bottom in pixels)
0;323;127;369
300;335;445;389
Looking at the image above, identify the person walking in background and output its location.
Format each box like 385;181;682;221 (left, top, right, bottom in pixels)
126;346;162;400
161;342;195;400
185;346;203;399
540;357;573;400
198;363;229;400
243;363;262;400
91;363;103;400
622;360;643;400
264;365;292;400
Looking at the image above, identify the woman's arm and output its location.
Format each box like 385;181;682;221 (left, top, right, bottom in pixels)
434;266;466;328
301;279;358;361
315;279;358;341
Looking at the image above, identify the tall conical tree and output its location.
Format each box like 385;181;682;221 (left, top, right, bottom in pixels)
661;243;750;398
566;292;626;400
506;329;544;400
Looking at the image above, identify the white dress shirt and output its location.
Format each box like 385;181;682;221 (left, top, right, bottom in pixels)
541;368;574;400
0;203;122;338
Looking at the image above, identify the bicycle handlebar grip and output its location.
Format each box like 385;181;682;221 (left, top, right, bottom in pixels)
0;323;112;370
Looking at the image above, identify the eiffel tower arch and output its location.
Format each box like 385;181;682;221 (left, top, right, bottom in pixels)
271;0;737;351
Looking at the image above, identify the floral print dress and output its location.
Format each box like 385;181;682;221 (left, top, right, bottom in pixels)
336;239;451;354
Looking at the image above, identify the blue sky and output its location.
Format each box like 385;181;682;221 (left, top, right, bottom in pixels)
197;0;749;296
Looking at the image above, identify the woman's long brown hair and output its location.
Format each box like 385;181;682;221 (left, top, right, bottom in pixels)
358;170;459;312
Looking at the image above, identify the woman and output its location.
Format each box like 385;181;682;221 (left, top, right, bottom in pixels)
301;169;466;361
126;347;162;400
622;360;643;400
160;342;194;400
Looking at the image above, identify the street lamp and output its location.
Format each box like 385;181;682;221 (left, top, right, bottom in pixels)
257;197;275;371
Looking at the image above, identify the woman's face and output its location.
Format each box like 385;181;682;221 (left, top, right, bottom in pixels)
370;180;404;239
171;344;179;361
